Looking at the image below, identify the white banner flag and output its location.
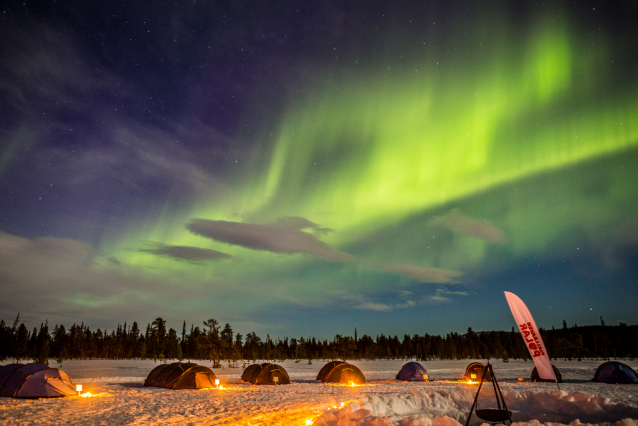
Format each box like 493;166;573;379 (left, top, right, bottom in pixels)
504;291;556;381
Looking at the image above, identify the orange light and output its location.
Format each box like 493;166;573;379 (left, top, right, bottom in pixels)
79;392;104;398
467;380;477;385
518;378;524;381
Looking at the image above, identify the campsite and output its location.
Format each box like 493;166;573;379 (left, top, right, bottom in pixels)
1;358;637;425
2;1;638;424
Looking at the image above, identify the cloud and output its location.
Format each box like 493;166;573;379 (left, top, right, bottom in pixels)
140;244;231;262
186;219;352;262
0;231;252;330
355;302;394;312
429;287;471;303
187;217;463;283
384;262;463;284
0;231;94;264
271;216;334;234
429;208;507;243
343;292;418;312
0;22;238;202
0;22;110;115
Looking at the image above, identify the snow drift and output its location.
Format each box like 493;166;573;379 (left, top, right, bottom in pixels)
313;388;638;426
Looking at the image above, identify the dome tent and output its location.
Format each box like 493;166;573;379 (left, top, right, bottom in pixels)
462;362;492;383
143;362;218;389
171;365;219;389
243;363;290;385
241;363;273;383
531;365;562;383
321;362;366;385
143;363;174;387
255;364;291;385
396;362;428;381
0;364;25;390
0;363;76;399
144;362;196;387
593;361;638;384
241;364;262;382
316;361;346;380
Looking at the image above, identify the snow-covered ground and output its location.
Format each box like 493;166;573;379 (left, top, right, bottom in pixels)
1;359;637;425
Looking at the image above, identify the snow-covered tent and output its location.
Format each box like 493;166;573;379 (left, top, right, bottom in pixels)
244;363;290;385
396;362;428;381
531;365;562;382
143;362;218;389
462;362;492;382
593;361;638;384
316;361;346;380
0;363;76;398
321;362;366;385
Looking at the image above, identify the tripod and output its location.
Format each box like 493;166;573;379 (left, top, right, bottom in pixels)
464;361;512;426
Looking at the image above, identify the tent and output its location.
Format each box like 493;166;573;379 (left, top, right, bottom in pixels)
396;362;428;381
316;361;346;380
241;364;261;382
143;362;217;389
241;363;271;383
0;363;76;398
143;363;173;387
243;363;290;385
593;361;638;384
255;364;290;385
144;362;196;387
463;362;492;383
321;362;366;385
170;365;218;389
0;364;25;390
531;365;562;383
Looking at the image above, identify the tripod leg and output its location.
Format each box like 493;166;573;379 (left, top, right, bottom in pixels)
490;364;512;425
465;367;487;426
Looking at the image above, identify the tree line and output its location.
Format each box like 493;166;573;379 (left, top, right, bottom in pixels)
0;315;636;366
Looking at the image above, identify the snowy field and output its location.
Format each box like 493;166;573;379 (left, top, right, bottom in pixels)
1;359;637;425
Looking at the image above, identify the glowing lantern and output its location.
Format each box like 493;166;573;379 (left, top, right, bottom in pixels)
76;384;82;395
274;376;279;385
423;374;428;380
215;379;220;388
348;380;355;387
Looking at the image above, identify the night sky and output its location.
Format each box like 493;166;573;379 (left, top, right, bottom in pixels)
1;1;637;339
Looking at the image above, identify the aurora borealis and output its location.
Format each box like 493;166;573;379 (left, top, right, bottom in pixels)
1;1;637;338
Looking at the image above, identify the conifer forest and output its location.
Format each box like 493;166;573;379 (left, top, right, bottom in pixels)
1;316;636;367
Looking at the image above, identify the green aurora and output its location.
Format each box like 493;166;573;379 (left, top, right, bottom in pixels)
4;2;636;335
104;12;638;304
